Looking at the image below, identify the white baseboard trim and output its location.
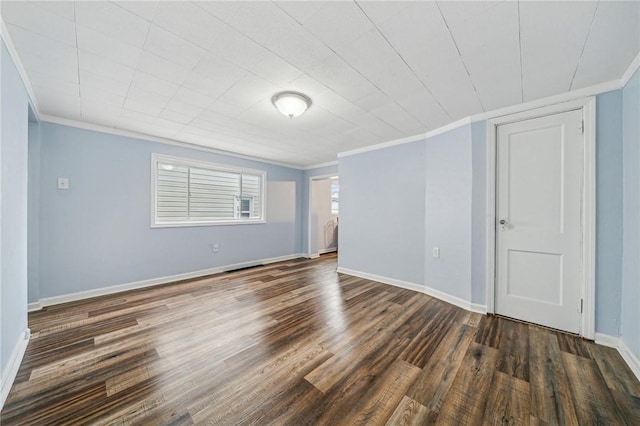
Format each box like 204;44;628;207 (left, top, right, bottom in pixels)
594;332;620;348
421;281;476;312
318;248;337;255
618;339;640;382
336;266;424;293
621;51;640;87
470;303;487;314
31;253;305;310
1;328;31;410
336;267;640;380
336;267;487;314
27;301;43;312
594;333;640;382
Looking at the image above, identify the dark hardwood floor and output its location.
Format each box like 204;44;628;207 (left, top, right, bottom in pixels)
2;254;639;425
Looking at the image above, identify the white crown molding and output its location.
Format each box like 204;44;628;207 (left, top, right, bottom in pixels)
35;75;629;167
621;52;640;87
2;16;303;169
472;79;621;124
5;12;636;169
0;17;40;121
29;254;306;310
336;266;487;314
44;73;622;168
1;17;304;169
0;329;30;410
337;133;428;158
302;160;339;170
337;78;623;159
337;116;475;159
40;114;303;170
424;117;473;139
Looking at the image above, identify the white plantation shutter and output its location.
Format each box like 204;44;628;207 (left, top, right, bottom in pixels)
241;174;262;218
189;168;239;219
156;164;188;221
153;154;266;226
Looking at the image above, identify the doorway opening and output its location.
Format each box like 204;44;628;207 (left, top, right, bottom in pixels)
308;174;339;258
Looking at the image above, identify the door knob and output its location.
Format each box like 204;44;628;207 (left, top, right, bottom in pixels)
499;219;507;225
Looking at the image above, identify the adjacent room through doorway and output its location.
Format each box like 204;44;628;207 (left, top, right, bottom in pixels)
308;175;339;258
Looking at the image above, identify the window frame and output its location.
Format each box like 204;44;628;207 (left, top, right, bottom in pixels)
331;179;339;215
151;153;267;228
238;196;255;219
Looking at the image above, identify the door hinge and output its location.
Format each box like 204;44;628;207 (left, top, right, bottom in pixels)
580;298;584;313
580;120;584;134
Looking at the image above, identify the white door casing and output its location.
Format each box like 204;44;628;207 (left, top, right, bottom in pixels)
495;109;584;334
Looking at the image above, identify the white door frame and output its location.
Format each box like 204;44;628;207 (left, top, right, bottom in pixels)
485;97;596;339
308;173;338;258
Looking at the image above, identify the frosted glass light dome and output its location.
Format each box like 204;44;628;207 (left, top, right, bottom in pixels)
272;91;311;118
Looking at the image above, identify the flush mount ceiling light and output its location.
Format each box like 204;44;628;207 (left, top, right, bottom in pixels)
272;91;311;119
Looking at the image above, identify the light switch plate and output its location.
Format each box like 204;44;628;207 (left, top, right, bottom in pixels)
57;178;69;190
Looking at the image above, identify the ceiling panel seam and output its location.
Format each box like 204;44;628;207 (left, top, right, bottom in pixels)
121;2;157;113
73;2;82;104
271;0;424;138
569;1;600;91
191;2;333;125
517;0;524;103
435;1;486;112
2;2;637;166
354;0;452;122
273;1;390;97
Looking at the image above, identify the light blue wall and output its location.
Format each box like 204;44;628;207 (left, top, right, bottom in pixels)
471;121;487;305
301;163;339;255
1;41;29;382
595;90;624;335
339;141;426;285
338;126;476;301
37;122;303;298
621;69;640;359
424;125;473;301
338;89;630;337
28;122;40;303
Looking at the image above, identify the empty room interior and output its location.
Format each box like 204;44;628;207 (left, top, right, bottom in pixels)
1;0;640;424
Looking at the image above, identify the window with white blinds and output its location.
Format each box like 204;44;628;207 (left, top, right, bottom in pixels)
151;154;266;227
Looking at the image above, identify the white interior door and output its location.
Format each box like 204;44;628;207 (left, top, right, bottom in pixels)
495;109;584;334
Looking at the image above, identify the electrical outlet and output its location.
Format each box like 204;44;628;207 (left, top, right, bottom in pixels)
212;243;220;253
57;177;69;190
433;247;440;258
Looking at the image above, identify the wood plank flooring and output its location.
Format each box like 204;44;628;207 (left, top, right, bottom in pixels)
2;254;639;425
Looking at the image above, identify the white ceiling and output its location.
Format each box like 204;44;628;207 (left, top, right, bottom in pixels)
2;1;639;167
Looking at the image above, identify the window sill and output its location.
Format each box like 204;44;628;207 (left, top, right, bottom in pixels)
151;219;266;228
